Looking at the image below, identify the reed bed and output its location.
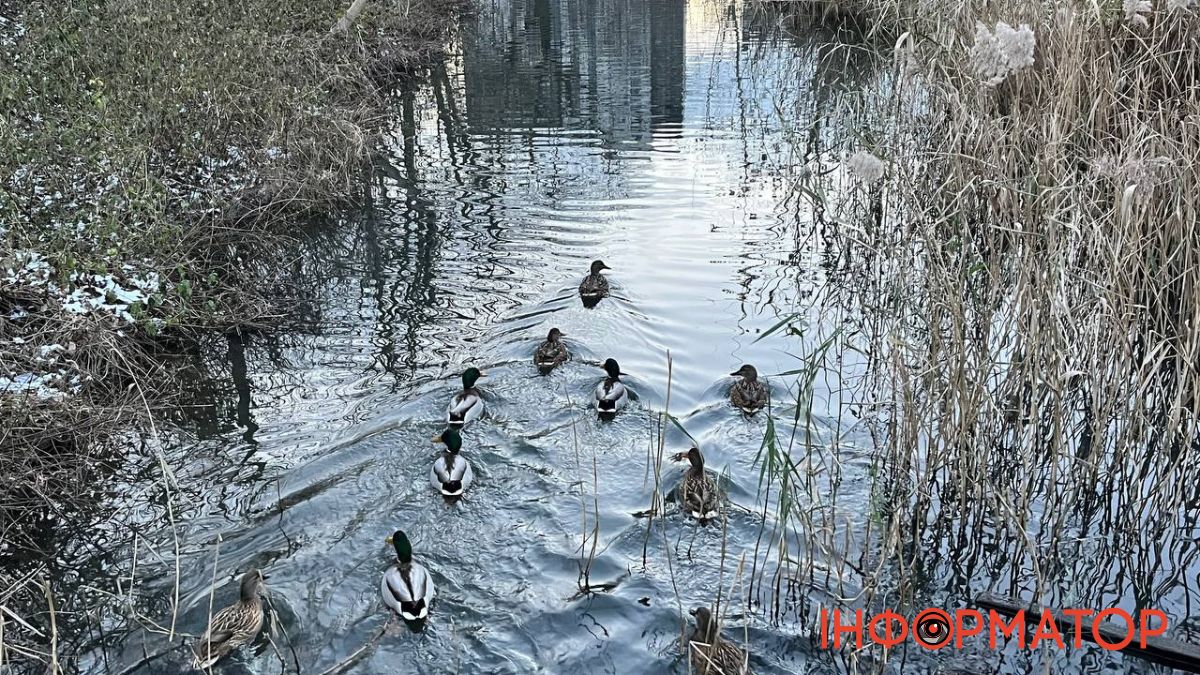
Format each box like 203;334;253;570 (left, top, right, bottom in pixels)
766;0;1200;666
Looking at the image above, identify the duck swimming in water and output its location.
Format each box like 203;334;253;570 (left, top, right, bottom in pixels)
447;367;485;426
594;358;629;415
430;427;473;497
533;327;569;372
729;364;768;414
686;606;750;674
674;447;721;522
381;530;435;622
578;260;611;304
192;569;267;669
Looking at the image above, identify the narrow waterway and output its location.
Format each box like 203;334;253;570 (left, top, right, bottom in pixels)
23;0;1196;674
62;2;883;673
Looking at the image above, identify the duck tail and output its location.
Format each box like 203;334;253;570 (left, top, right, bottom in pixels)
400;599;427;621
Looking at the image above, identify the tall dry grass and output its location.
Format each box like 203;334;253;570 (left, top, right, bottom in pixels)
766;0;1200;666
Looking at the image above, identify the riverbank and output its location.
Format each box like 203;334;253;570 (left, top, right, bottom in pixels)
0;0;463;549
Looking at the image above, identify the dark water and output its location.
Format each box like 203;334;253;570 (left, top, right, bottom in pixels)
12;1;1197;674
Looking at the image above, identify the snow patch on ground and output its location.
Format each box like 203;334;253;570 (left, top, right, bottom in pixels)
0;370;81;400
4;251;162;325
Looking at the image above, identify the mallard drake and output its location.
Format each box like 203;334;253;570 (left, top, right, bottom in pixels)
673;447;721;521
687;606;750;675
430;427;473;497
594;358;629;414
381;530;435;621
192;569;266;669
578;260;611;300
729;365;768;414
534;327;569;372
446;367;485;426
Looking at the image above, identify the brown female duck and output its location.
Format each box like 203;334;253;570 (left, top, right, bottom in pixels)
687;606;750;674
192;569;266;669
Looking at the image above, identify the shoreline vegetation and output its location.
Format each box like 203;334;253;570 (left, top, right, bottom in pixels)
0;0;463;554
763;0;1199;667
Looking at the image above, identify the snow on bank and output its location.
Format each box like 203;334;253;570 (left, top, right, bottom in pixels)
2;252;165;402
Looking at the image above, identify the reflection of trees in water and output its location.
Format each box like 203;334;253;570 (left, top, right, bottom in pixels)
710;2;890;336
462;0;685;148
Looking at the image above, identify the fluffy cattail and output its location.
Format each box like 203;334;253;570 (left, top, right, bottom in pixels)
969;21;1036;86
846;151;885;183
1124;0;1152;26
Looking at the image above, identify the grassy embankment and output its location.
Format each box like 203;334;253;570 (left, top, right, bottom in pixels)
0;0;460;559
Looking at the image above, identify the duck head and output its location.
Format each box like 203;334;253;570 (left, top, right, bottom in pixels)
239;568;266;601
602;358;621;380
387;530;413;564
461;367;484;389
690;606;718;642
589;260;611;275
730;364;759;381
673;447;706;470
547;327;564;342
432;427;463;454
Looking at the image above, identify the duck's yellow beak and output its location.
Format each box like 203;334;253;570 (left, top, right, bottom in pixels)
432;434;443;443
385;535;393;544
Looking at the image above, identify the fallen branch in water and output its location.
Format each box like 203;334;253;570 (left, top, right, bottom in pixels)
976;593;1200;673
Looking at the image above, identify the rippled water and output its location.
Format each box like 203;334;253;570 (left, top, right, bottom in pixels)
47;3;888;673
20;1;1192;674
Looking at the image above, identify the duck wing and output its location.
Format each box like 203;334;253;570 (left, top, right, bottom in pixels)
595;379;627;411
681;472;720;520
432;454;472;495
382;564;434;620
448;389;484;424
689;636;749;674
535;341;568;367
192;603;262;668
579;274;609;296
731;381;768;412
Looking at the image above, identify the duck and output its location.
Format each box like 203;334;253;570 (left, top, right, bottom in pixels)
381;530;436;622
578;260;611;300
430;427;473;497
673;447;721;522
686;606;750;675
533;327;569;372
729;365;768;414
594;358;629;414
191;568;267;669
446;367;485;426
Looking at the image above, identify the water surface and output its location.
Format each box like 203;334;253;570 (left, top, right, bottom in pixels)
18;1;1196;674
64;2;878;673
